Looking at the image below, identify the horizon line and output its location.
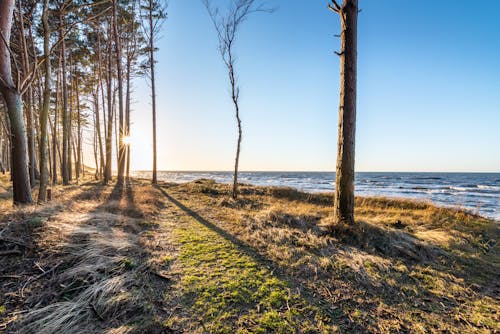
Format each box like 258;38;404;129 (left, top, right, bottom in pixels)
126;169;500;174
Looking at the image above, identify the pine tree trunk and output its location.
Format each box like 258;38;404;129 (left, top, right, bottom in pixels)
0;0;33;204
94;90;105;179
333;0;358;225
38;0;51;203
60;13;70;185
17;0;38;186
104;20;113;184
125;56;131;179
68;53;73;182
149;0;158;184
113;0;125;184
75;74;82;180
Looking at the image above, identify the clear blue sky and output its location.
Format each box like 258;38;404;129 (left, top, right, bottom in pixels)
127;0;500;172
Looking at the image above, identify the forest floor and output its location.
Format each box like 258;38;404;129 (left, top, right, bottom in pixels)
0;174;498;333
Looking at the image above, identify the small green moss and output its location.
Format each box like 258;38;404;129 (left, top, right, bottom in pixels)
0;305;6;314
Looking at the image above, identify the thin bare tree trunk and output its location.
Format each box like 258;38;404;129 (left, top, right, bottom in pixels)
18;2;39;186
332;0;358;225
112;0;126;184
104;22;113;184
0;0;33;204
52;52;62;184
94;90;104;179
38;0;51;202
148;0;158;184
75;74;82;180
230;64;241;199
68;52;73;182
125;56;131;179
60;10;70;185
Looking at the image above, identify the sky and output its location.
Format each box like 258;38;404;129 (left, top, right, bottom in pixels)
122;0;500;172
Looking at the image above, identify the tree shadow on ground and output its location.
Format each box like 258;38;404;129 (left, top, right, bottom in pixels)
2;180;171;334
155;185;371;332
156;183;499;332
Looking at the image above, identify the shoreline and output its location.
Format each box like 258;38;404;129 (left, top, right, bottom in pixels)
136;174;500;222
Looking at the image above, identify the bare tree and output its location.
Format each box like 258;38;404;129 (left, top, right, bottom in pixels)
329;0;358;225
0;0;33;204
203;0;273;199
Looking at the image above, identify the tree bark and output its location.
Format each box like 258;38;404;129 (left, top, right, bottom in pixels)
60;11;70;185
0;0;33;204
113;0;126;184
17;1;39;187
104;21;113;184
38;0;51;203
230;63;241;200
75;73;82;180
125;53;131;179
148;0;158;184
333;0;358;225
94;89;104;179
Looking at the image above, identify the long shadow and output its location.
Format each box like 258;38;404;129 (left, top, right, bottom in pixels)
157;184;500;332
155;185;368;332
3;180;170;333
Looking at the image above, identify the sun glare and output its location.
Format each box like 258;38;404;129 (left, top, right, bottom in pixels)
122;136;132;146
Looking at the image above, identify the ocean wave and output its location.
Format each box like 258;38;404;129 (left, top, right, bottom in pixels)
449;186;469;191
477;185;500;191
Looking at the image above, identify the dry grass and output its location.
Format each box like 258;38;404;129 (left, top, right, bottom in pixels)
162;179;499;333
1;175;498;333
0;177;168;333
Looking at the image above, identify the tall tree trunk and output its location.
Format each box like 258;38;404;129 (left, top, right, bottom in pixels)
92;107;99;179
0;0;33;204
68;53;73;182
17;1;38;186
75;74;82;180
125;56;131;179
38;0;51;203
52;53;62;184
113;0;126;184
332;0;358;225
104;22;113;184
149;0;158;184
60;12;70;185
94;90;104;179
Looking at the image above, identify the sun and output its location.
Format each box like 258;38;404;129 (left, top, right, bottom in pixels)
122;136;132;146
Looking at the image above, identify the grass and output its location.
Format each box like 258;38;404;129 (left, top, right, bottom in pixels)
0;175;498;333
163;211;335;333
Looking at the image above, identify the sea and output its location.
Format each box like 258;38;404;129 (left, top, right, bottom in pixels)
132;171;500;221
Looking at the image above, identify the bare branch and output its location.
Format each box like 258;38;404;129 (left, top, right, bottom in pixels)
331;0;342;12
328;3;339;14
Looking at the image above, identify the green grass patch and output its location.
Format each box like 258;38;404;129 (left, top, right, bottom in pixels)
171;218;335;333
